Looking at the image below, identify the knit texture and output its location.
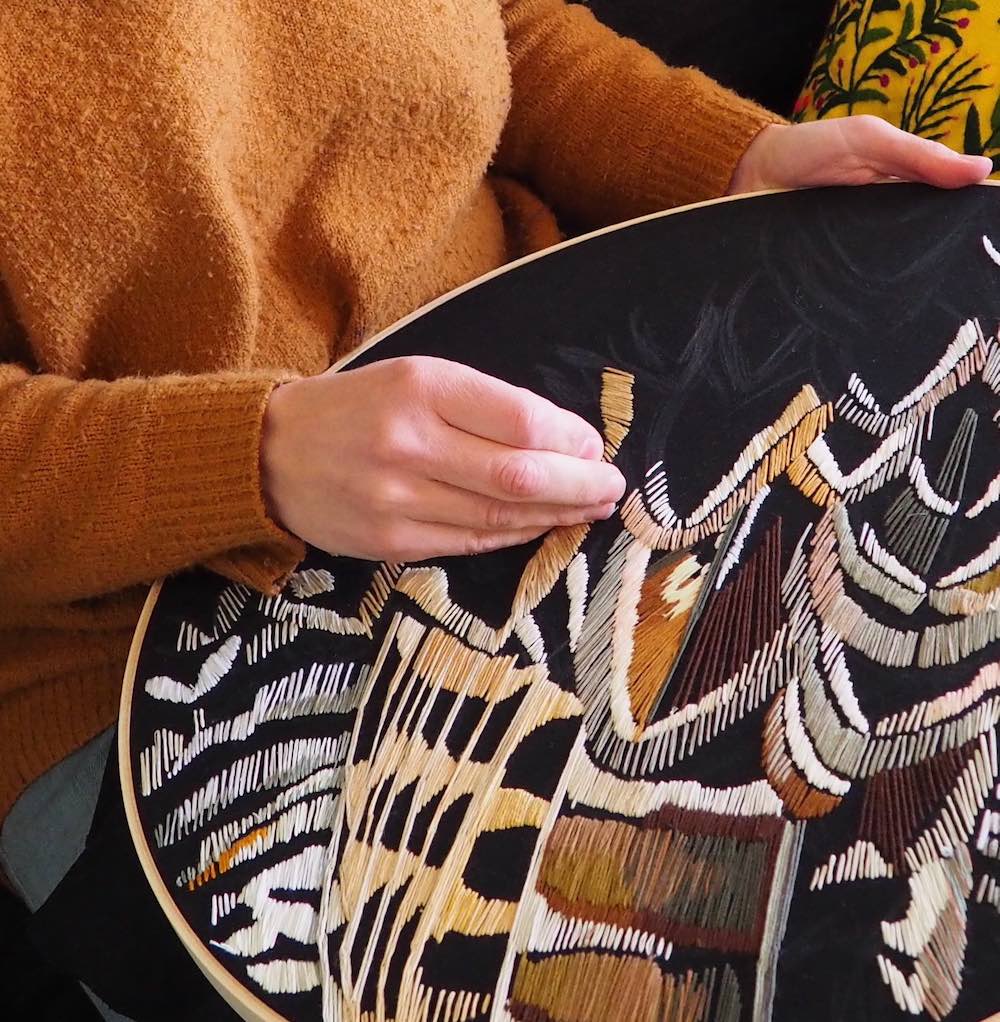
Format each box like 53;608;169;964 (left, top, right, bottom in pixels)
0;0;780;823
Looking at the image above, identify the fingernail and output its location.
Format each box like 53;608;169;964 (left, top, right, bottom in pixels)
585;502;617;521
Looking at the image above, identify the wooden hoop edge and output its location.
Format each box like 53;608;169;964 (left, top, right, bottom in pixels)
118;579;287;1022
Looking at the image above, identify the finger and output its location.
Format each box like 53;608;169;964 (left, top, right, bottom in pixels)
425;424;627;506
373;521;553;562
431;361;605;459
402;478;617;531
846;116;992;188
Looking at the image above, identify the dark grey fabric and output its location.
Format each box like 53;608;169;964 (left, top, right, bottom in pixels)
0;728;134;1022
583;0;835;115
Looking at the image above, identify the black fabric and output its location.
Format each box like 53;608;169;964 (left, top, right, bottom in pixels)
27;737;239;1022
0;885;102;1022
584;0;835;115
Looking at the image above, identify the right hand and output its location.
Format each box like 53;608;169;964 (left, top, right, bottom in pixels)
260;356;626;562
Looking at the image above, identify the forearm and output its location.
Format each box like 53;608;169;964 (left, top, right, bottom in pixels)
497;0;783;227
0;364;303;607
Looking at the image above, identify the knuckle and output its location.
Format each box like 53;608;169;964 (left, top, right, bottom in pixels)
389;355;431;394
495;453;543;498
366;477;403;513
510;395;543;447
369;420;408;464
853;114;887;142
464;531;501;556
483;499;517;530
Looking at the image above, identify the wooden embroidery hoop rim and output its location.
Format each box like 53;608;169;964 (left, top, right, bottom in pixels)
117;180;1000;1022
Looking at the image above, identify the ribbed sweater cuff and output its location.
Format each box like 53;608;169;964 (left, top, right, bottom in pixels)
138;372;305;594
642;68;786;209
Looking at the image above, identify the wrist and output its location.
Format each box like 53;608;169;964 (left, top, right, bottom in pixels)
728;123;789;195
260;379;298;530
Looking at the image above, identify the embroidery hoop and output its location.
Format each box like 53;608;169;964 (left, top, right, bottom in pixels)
118;181;1000;1022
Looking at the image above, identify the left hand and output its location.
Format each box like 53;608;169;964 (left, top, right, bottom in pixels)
729;115;993;193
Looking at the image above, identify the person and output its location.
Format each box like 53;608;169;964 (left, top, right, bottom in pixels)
0;2;991;1018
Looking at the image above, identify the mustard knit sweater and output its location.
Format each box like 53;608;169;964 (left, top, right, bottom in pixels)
0;0;779;822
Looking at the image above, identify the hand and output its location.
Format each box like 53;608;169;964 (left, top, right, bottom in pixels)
260;356;626;561
729;116;993;194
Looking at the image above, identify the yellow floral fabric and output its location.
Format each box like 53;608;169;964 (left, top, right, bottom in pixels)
795;1;1000;173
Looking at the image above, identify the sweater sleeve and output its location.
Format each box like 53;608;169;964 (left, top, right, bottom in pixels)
0;362;305;608
496;0;786;228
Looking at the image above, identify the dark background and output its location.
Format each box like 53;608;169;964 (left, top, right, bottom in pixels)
0;2;835;1019
585;0;834;115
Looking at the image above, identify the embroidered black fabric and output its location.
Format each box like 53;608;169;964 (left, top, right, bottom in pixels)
36;186;1000;1022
